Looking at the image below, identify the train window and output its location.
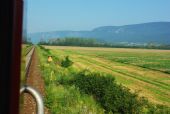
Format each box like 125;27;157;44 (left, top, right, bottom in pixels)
20;1;170;114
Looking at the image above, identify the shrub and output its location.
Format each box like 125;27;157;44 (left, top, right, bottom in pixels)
74;70;149;114
146;104;170;114
61;56;73;68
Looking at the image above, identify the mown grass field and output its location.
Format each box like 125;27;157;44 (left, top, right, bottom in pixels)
44;46;170;106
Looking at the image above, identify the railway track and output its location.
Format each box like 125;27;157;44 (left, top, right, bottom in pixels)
22;46;46;114
25;46;35;76
25;46;33;56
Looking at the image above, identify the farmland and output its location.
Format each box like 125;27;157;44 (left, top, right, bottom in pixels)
44;46;170;105
37;45;170;113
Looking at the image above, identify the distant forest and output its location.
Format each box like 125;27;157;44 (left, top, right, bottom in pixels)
38;37;170;49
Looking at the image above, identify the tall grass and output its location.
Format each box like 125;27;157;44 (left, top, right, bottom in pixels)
48;47;170;105
37;45;104;114
37;45;170;114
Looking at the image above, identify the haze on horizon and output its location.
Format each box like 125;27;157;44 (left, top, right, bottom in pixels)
27;0;170;33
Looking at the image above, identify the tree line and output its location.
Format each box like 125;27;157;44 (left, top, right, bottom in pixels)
38;37;170;50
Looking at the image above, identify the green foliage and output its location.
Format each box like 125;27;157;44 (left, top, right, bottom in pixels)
37;46;170;114
47;37;99;47
73;70;170;114
146;104;170;114
37;46;104;114
38;45;51;55
45;85;104;114
38;45;60;64
73;70;149;113
38;37;170;49
61;56;73;68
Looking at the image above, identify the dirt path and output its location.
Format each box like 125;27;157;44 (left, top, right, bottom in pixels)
22;49;50;114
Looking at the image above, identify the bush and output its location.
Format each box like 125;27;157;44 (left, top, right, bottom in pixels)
61;56;73;68
74;70;149;114
146;104;170;114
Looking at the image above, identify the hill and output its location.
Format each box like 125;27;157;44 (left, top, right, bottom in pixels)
29;22;170;44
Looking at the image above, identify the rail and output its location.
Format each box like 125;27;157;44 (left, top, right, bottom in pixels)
21;46;44;114
25;46;33;56
25;46;35;76
20;85;44;114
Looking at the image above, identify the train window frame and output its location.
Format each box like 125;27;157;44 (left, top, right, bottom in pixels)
0;0;23;114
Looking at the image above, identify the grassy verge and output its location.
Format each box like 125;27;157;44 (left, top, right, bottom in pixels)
37;46;104;114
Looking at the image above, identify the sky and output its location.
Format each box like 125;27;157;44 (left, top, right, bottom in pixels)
27;0;170;33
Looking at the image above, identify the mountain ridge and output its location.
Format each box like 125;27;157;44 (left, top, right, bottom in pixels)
28;22;170;44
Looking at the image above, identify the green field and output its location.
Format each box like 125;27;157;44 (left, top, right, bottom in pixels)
44;46;170;106
37;45;170;113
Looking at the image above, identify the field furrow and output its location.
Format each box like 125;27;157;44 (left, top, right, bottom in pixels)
45;46;170;106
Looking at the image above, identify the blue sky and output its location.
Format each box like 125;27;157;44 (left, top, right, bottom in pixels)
27;0;170;33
